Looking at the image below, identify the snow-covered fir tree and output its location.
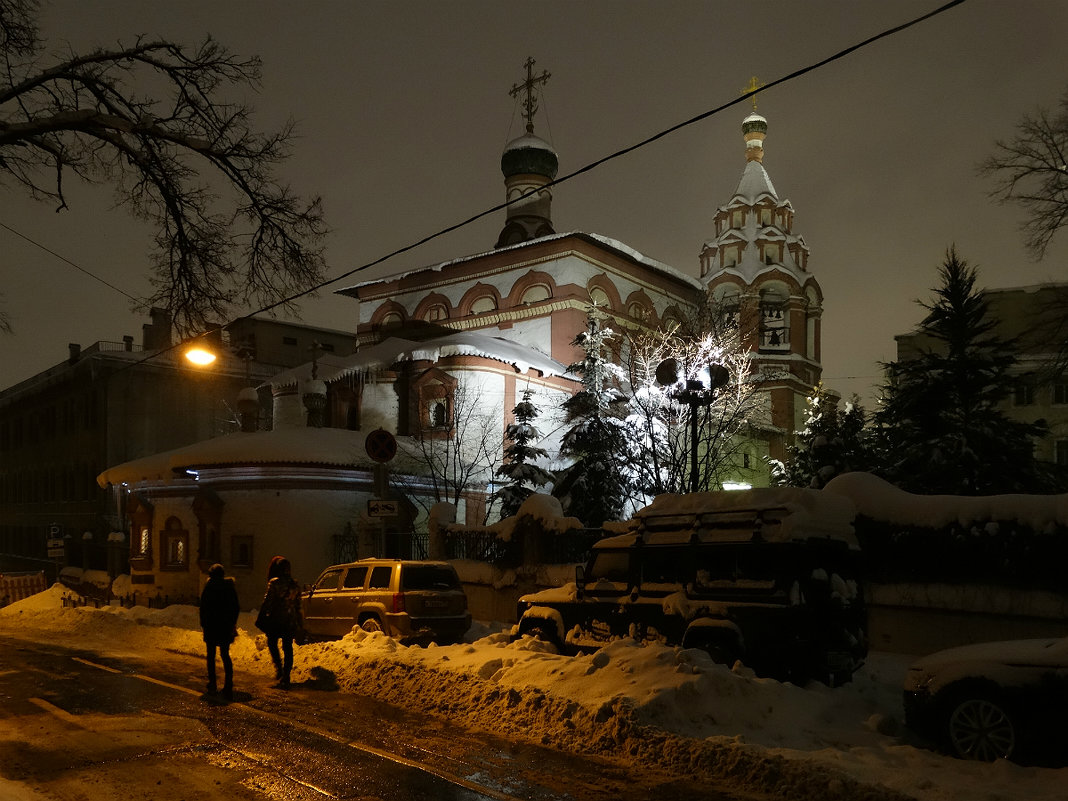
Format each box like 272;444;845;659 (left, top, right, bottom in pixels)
781;382;870;488
873;247;1053;494
553;314;634;526
492;389;556;518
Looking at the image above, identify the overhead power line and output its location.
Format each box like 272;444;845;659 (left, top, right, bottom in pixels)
1;0;968;374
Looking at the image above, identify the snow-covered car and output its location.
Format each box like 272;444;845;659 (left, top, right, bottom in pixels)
302;558;471;644
903;636;1068;763
514;488;868;685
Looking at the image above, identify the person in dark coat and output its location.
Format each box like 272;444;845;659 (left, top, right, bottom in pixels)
199;563;240;699
255;557;303;688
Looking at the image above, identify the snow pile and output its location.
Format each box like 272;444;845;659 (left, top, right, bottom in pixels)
3;584;1066;801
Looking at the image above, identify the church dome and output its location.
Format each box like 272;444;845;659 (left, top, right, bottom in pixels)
501;133;559;180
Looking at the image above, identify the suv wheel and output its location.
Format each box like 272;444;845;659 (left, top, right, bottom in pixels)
944;691;1018;761
360;617;384;634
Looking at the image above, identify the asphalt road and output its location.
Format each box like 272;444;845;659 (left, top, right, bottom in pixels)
0;637;748;801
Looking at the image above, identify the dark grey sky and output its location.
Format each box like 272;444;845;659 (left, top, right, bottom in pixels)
2;0;1066;405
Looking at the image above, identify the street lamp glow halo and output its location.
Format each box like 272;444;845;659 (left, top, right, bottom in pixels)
185;347;217;366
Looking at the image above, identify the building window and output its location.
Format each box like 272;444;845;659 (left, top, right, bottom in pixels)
521;284;551;304
470;296;496;314
137;526;151;558
424;303;448;322
1014;382;1035;406
231;536;253;569
161;517;189;571
1054;440;1068;466
282;336;298;346
1053;382;1068;406
430;401;447;428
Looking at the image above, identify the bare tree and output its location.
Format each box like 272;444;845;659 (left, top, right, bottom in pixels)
622;292;767;496
0;0;327;335
980;87;1068;260
392;378;504;527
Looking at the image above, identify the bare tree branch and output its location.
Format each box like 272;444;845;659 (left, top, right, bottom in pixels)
980;87;1068;260
0;1;327;335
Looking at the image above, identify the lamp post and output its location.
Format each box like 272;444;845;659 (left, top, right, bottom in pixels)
656;358;730;493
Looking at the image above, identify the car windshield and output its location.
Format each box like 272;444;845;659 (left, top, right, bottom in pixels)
587;550;629;582
401;565;459;591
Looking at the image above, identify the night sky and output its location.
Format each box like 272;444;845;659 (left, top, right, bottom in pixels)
2;0;1066;406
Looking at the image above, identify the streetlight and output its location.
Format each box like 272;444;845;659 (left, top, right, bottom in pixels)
656;357;730;493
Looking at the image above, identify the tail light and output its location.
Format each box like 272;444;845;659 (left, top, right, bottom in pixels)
392;592;406;613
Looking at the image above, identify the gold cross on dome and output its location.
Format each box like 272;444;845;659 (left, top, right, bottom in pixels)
509;57;551;134
741;75;765;110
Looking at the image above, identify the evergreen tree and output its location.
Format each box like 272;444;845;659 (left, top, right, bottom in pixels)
492;389;555;518
873;247;1052;494
554;315;634;526
782;382;871;488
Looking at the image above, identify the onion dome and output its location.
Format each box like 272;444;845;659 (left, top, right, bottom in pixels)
501;133;559;180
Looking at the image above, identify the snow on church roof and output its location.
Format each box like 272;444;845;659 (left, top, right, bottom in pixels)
733;159;778;203
97;427;372;487
338;231;703;296
266;331;574;389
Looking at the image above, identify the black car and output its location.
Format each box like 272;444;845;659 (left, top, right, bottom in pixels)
903;636;1068;764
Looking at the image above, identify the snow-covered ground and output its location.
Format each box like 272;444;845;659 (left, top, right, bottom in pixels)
2;585;1063;801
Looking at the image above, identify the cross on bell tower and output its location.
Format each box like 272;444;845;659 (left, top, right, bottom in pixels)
509;57;551;134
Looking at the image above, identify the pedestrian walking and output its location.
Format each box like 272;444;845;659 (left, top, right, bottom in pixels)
199;563;240;700
255;556;304;688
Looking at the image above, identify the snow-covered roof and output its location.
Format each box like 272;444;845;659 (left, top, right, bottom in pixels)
601;486;858;547
265;332;574;389
338;231;703;296
733;160;778;203
97;427;373;487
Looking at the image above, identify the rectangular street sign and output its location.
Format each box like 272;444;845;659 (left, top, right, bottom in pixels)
46;538;64;549
367;499;399;518
47;548;65;558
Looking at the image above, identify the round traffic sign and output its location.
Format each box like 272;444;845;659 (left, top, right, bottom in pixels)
365;428;397;463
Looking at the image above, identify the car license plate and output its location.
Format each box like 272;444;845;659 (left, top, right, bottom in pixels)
424;599;448;608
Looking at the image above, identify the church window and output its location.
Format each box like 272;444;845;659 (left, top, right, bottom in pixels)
759;287;789;350
628;302;649;321
231;536;253;569
381;311;403;327
521;284;551;304
760;208;771;226
590;287;611;307
470;295;496;314
424;303;448;322
430;401;447;428
138;526;150;558
161;517;189;571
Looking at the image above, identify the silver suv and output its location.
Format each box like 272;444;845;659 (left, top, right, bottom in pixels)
303;559;471;644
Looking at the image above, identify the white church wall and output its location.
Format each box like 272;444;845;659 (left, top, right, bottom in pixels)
359;381;400;434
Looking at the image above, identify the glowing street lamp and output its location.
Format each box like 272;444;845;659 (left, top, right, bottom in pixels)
184;345;217;366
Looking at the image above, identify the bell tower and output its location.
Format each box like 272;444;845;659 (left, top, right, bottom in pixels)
699;90;823;464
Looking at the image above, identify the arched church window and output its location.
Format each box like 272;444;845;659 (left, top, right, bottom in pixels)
381;311;403;327
424;304;448;322
628;302;649;321
589;287;611;308
759;286;789;350
521;284;551;304
162;516;189;571
470;295;496;314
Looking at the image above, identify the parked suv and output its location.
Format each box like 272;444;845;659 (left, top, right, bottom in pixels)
303;559;471;644
515;488;867;685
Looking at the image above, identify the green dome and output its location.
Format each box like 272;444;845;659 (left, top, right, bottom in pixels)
501;134;559;179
